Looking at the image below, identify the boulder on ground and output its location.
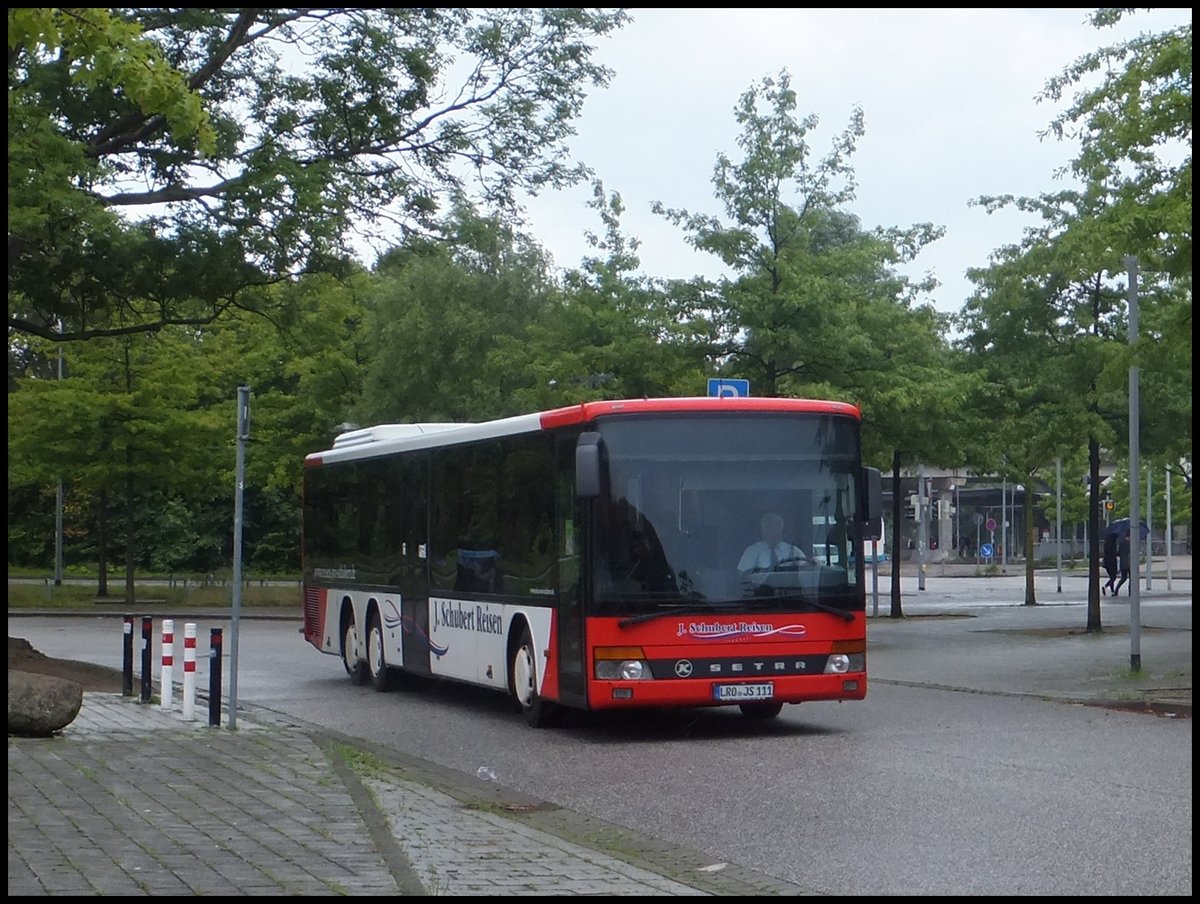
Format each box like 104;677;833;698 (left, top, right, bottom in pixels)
8;669;83;737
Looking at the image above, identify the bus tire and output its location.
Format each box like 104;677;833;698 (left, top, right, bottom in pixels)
366;609;391;692
740;701;783;720
342;614;367;686
510;623;555;728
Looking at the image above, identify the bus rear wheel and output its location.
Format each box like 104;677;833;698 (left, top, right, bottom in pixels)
342;616;367;686
366;610;391;692
740;701;783;720
510;624;555;728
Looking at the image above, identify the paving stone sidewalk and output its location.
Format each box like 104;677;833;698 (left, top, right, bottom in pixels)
8;694;809;896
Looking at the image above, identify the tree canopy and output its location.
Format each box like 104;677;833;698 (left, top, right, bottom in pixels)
8;7;629;341
6;10;1191;596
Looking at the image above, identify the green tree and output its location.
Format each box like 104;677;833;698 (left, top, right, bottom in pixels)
9;8;630;342
1054;449;1094;564
1041;9;1191;278
652;70;944;398
531;182;714;404
171;274;380;573
955;267;1101;606
654;69;965;616
356;205;557;424
8;277;377;581
959;202;1134;630
848;301;975;617
1103;462;1192;552
1049;7;1192;545
7;8;214;150
8;9;217;344
8;330;225;601
965;8;1191;631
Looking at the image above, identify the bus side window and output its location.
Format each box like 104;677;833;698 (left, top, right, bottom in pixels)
431;444;500;591
497;437;557;594
455;548;501;592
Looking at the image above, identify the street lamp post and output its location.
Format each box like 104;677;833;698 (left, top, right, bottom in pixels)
945;482;962;558
955;483;960;557
1055;458;1063;592
54;332;64;586
1145;468;1153;590
1165;466;1173;589
1126;254;1141;672
1001;476;1007;573
917;464;927;592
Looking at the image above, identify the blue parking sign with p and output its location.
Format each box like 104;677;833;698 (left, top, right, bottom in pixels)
708;378;750;398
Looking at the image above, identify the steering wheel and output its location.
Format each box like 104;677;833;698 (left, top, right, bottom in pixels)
743;556;807;579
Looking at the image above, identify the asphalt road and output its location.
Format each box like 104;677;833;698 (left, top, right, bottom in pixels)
9;570;1192;896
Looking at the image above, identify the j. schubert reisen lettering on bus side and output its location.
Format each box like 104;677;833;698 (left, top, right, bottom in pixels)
436;599;504;635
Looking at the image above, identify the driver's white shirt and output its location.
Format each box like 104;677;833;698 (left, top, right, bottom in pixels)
738;540;806;572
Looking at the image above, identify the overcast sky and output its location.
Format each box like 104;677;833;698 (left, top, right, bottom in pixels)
519;8;1190;318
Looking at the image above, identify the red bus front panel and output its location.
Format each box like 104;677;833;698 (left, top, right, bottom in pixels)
584;612;866;710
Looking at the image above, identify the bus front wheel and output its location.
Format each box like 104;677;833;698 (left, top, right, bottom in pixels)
510;624;555;728
342;615;367;686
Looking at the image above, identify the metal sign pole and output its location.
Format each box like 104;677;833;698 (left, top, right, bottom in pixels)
229;386;250;727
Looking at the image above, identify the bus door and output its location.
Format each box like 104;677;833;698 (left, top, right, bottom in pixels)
553;433;589;707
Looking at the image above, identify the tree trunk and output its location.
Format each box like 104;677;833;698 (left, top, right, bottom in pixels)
124;450;136;606
96;490;109;597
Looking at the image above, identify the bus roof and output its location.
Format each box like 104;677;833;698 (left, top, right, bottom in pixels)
538;396;860;429
331;423;472;449
305;396;861;467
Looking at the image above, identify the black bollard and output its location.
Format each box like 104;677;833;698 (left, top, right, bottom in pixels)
209;628;223;726
140;616;152;702
122;616;134;697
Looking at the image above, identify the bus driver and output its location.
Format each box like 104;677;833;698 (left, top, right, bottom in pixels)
738;512;808;579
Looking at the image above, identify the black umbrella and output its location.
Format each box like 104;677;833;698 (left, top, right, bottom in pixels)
1101;517;1150;542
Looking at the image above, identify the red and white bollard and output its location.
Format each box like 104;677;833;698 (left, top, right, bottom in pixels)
182;622;197;721
160;619;175;709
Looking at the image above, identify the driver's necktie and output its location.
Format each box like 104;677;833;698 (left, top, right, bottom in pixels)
769;546;778;569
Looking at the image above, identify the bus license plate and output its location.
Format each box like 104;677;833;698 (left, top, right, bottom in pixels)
713;682;774;701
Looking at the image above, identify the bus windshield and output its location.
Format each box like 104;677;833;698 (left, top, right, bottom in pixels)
592;413;863;616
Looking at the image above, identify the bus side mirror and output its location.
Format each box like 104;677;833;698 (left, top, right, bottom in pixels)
576;432;603;498
862;467;882;537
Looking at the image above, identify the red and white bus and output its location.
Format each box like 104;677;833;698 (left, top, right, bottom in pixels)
301;397;882;727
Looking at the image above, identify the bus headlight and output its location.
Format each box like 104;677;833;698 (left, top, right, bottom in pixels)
594;646;652;680
825;653;865;674
595;659;650;680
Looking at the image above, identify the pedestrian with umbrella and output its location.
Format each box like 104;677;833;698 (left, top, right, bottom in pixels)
1101;518;1149;597
1100;530;1119;595
1113;532;1132;595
